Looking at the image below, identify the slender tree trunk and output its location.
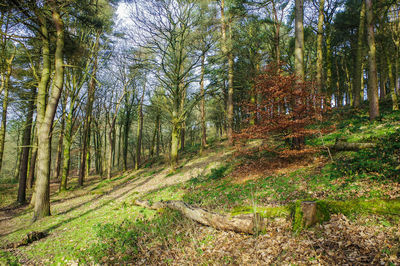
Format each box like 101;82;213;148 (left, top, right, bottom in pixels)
59;104;74;191
387;50;399;110
272;1;281;64
14;129;22;180
78;31;100;186
0;51;15;173
365;0;379;120
156;118;161;156
17;87;35;204
295;0;305;81
200;53;207;150
135;87;145;170
34;9;64;221
150;113;159;157
220;0;234;145
28;129;37;189
353;1;366;108
53;95;66;179
107;125;114;179
117;124;122;168
316;0;325;92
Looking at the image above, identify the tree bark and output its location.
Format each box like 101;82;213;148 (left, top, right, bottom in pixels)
200;53;207;150
316;0;325;93
220;0;234;145
53;95;67;179
78;31;100;186
365;0;379;120
386;50;398;110
34;8;64;221
135;200;264;235
295;0;305;81
0;51;15;173
353;1;366;108
135;86;145;170
17;87;35;204
332;140;376;151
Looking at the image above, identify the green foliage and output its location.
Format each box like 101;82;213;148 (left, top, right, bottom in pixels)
85;221;139;263
333;129;400;181
83;209;185;264
208;165;229;180
0;177;18;184
0;250;19;265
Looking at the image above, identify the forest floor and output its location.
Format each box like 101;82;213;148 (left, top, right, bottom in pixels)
1;106;400;265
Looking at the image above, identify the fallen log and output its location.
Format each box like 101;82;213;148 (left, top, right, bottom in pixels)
3;231;47;249
135;200;264;235
332;141;376;151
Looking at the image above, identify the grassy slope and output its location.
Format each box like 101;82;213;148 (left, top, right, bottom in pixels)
0;105;400;264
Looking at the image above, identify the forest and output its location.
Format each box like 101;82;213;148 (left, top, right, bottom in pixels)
0;0;400;264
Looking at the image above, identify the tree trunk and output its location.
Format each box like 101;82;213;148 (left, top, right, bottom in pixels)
0;51;14;173
28;133;37;189
59;106;74;191
365;0;379;120
295;0;305;81
353;1;366;108
17;87;35;204
135;200;264;235
316;0;325;93
53;95;67;179
78;31;100;186
170;121;180;170
386;50;398;110
34;9;64;221
135;87;145;170
107;126;113;179
220;0;234;146
200;53;207;150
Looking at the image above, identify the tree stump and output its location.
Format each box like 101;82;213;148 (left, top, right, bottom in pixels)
301;201;317;227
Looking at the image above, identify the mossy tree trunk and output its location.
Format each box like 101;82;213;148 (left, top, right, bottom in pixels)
34;7;65;221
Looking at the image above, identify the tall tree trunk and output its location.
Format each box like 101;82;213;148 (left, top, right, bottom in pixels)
107;124;114;179
272;1;281;64
53;95;67;179
78;31;100;186
59;103;74;191
200;53;207;150
135;87;145;170
0;51;15;173
170;121;180;170
353;1;366;108
117;123;122;168
365;0;379;120
295;0;305;81
14;129;22;180
28;128;37;189
34;9;64;221
386;50;399;110
17;87;35;204
220;0;234;145
316;0;325;92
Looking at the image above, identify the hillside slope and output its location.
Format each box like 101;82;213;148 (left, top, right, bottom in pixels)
1;109;400;265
